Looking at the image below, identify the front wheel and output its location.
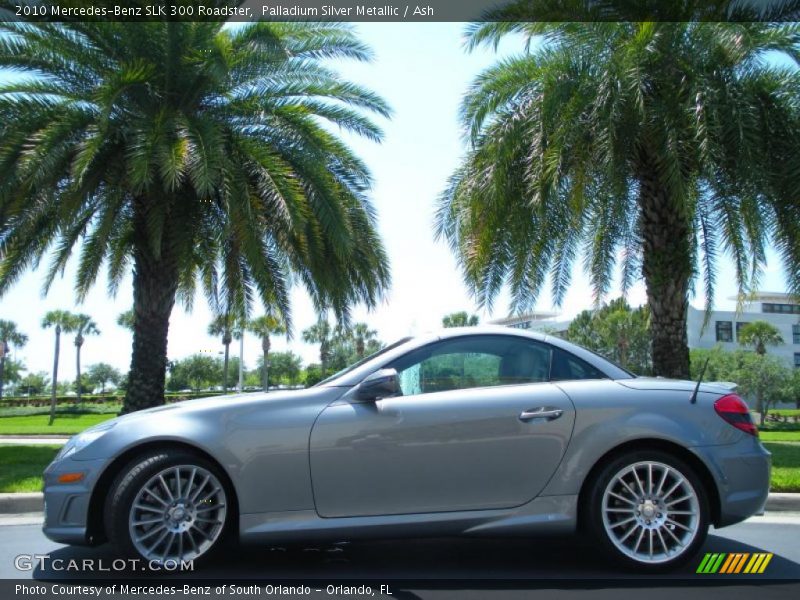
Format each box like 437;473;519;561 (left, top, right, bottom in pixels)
586;450;710;571
105;451;230;565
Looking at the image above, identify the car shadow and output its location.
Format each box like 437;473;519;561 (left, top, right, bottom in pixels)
32;533;799;587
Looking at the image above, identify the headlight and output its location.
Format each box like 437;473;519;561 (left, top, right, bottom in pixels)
55;421;116;461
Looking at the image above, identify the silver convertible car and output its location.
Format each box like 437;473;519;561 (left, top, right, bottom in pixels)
43;327;770;570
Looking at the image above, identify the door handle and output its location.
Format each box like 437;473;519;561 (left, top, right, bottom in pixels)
519;408;563;421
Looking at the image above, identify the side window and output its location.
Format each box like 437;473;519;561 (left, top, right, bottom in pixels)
550;347;607;381
389;336;552;397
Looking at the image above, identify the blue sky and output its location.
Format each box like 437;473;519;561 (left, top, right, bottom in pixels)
0;22;790;379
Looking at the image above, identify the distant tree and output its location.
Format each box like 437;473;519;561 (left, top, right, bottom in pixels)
303;364;326;387
19;371;49;396
738;320;785;356
0;357;24;394
735;352;790;425
259;351;303;386
302;319;334;372
351;323;378;359
208;312;240;392
689;346;739;382
86;363;122;394
167;355;222;392
566;299;651;374
116;310;135;331
42;310;75;425
247;315;288;391
0;319;27;400
442;311;479;328
70;314;100;403
73;374;93;395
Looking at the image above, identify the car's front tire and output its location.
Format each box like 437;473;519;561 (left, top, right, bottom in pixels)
104;450;230;565
586;450;710;571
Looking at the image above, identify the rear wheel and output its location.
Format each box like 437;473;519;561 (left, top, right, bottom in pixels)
586;450;709;570
105;451;230;565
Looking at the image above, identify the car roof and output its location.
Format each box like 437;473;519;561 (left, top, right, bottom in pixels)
320;326;634;387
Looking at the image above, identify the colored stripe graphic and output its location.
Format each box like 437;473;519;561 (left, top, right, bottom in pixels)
697;552;772;574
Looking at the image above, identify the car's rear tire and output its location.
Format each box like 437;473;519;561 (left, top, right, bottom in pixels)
585;449;709;571
104;450;231;566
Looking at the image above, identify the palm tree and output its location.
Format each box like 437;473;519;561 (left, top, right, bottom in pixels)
0;18;391;414
116;310;135;332
351;323;377;359
302;319;333;373
442;311;479;328
0;319;27;400
738;320;784;356
436;19;800;379
71;314;100;403
42;310;74;425
208;312;238;393
247;315;287;392
738;319;785;421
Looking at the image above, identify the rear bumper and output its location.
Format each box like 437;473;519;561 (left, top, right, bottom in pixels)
691;435;771;528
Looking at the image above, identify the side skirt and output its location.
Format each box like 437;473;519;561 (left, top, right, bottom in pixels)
239;494;578;544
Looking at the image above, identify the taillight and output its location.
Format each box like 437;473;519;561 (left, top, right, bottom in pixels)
714;393;758;437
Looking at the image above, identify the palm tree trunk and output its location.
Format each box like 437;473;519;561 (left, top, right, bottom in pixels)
638;165;692;380
262;336;270;392
0;353;5;401
75;339;83;404
121;198;179;414
48;327;60;425
223;342;230;392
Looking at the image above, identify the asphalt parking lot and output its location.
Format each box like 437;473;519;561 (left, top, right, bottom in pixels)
0;513;799;599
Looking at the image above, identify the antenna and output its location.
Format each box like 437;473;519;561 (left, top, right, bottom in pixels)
690;358;710;404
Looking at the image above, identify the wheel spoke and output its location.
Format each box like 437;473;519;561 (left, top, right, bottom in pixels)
655;467;669;496
632;467;646;497
133;517;163;526
174;467;182;499
662;477;684;499
143;488;168;506
619;524;640;543
610;516;637;528
158;475;174;501
666;494;692;506
608;491;636;505
136;524;166;543
647;463;653;496
134;503;162;513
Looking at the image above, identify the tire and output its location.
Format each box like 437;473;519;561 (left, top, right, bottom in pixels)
585;449;710;571
104;450;231;565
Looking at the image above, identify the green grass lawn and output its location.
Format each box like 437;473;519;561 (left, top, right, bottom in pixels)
0;413;114;435
764;442;800;493
760;430;800;442
0;445;61;492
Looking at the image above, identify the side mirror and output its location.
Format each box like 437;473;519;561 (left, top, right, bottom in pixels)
356;368;399;401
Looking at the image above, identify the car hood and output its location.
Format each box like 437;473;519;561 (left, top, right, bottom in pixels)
99;388;330;428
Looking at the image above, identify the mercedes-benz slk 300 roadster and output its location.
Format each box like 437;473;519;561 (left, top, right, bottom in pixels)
42;327;770;570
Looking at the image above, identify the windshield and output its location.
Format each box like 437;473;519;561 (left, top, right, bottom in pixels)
314;336;414;386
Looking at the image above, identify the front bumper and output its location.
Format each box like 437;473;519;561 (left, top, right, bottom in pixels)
692;434;771;528
42;456;110;546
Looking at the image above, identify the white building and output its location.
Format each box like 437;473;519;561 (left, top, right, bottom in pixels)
491;291;800;369
687;292;800;369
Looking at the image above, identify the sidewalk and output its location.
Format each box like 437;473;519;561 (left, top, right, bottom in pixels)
0;436;69;445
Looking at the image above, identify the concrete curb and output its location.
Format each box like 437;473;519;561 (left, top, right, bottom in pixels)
0;493;43;514
1;492;798;516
